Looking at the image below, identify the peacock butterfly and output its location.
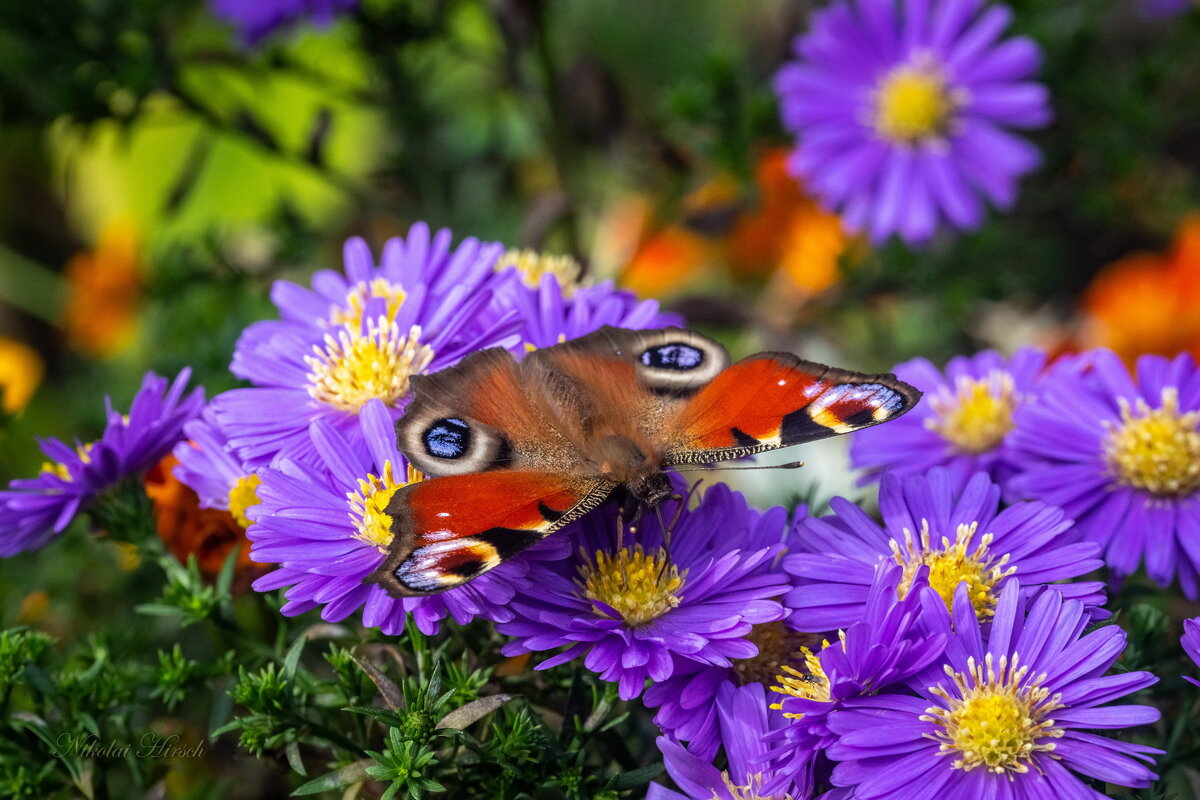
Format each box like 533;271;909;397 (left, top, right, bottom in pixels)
366;326;920;596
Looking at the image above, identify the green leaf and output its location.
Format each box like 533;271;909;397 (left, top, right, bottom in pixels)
611;762;664;790
285;740;307;776
215;543;241;601
134;603;183;617
351;653;405;712
208;678;237;740
436;693;515;730
282;635;306;683
340;705;404;726
291;758;373;796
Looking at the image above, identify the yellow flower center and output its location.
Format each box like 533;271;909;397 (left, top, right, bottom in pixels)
577;544;685;627
305;319;434;412
40;443;95;482
771;643;832;712
331;277;408;327
1104;387;1200;498
347;461;419;550
227;474;263;530
924;653;1063;774
872;56;961;144
496;248;584;295
733;622;818;688
892;520;1014;619
926;372;1020;455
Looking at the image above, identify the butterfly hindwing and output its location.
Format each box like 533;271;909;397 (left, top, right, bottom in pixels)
367;471;612;596
664;353;920;464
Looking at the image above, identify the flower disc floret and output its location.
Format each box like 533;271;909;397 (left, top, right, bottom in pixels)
305;319;433;411
331;277;408;328
872;56;962;144
578;544;685;626
891;520;1014;617
227;474;262;529
772;645;832;708
1104;387;1200;497
926;371;1019;456
925;653;1062;774
348;460;407;550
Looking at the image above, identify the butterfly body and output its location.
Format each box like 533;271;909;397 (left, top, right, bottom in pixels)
366;327;920;596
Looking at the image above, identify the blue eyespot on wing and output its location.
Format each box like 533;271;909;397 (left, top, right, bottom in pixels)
423;417;471;459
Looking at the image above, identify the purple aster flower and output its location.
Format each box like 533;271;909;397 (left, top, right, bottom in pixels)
1008;350;1200;597
211;0;359;46
825;583;1161;798
1183;617;1200;687
764;562;948;792
639;504;798;758
504;271;684;350
173;408;262;529
247;399;569;635
497;483;790;701
775;0;1052;244
1139;0;1195;19
850;347;1046;490
212;224;522;468
0;370;204;556
785;467;1106;631
648;683;817;800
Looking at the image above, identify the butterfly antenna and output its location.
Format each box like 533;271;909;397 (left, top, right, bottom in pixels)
674;460;805;472
654;502;671;556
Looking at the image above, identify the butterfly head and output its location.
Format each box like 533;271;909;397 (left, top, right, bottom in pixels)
588;433;658;484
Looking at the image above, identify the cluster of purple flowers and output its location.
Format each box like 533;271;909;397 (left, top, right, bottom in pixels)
0;219;1188;799
852;347;1200;602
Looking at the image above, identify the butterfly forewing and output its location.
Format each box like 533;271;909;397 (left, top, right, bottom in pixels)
664;353;920;464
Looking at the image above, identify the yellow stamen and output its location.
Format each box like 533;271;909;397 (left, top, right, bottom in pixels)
926;371;1020;455
771;643;832;712
923;653;1063;774
892;520;1014;619
1104;387;1200;498
305;319;434;412
347;460;416;550
872;55;962;144
40;443;95;482
227;474;263;530
716;772;794;800
577;544;685;627
331;277;408;327
496;249;584;295
734;621;818;688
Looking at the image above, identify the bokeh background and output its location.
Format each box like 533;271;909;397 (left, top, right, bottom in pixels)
1;0;1199;797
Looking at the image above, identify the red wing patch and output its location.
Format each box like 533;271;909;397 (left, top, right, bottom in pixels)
366;471;611;596
664;354;920;463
